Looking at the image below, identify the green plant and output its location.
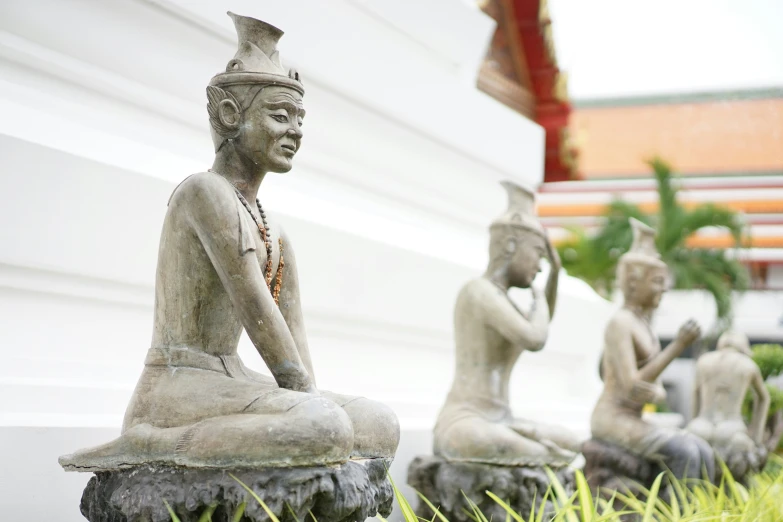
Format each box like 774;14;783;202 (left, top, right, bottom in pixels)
751;344;783;381
749;344;783;452
558;157;749;327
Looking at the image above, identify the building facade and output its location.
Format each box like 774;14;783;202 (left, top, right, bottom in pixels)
537;87;783;419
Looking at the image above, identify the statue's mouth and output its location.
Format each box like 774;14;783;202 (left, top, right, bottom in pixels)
280;143;297;154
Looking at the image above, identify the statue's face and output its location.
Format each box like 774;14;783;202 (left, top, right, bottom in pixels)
632;265;667;309
507;233;547;288
238;86;305;173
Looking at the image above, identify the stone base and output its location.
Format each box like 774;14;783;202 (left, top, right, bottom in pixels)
406;456;574;522
79;459;393;522
582;439;662;495
715;445;768;484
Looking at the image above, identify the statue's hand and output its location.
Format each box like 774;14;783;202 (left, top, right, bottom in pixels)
676;319;701;347
629;380;665;406
545;237;561;271
299;383;320;395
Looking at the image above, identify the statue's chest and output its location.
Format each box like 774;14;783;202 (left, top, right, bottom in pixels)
238;210;281;273
631;320;660;368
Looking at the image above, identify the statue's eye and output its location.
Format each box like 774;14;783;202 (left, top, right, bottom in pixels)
271;114;288;123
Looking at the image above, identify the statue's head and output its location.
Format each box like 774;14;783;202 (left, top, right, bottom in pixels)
617;219;668;309
716;330;751;356
207;12;305;173
488;181;548;288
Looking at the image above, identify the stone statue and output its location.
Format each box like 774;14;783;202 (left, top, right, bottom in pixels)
60;12;398;522
433;181;580;466
584;218;715;492
686;330;769;479
408;182;578;522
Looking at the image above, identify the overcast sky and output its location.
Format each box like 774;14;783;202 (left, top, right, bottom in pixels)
548;0;783;100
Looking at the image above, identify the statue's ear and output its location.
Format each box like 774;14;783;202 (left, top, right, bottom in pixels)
207;86;241;139
505;237;518;255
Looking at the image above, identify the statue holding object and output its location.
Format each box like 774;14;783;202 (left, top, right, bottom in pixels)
583;218;715;493
408;182;579;522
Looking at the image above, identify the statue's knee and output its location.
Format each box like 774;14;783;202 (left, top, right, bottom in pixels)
341;397;400;457
289;396;355;450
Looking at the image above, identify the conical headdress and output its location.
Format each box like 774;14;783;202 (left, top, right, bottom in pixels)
209;12;304;94
628;218;659;258
490;181;545;236
619;218;666;267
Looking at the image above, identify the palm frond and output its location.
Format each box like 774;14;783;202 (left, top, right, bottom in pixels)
681;203;747;246
646;157;681;246
666;248;749;319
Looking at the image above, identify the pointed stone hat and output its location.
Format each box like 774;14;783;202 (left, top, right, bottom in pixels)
620;218;666;267
490;180;545;236
209;12;304;94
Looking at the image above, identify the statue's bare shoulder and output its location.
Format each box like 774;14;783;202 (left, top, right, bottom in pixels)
604;309;634;341
458;277;507;313
168;171;235;217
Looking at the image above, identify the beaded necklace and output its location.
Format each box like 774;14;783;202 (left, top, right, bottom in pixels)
210;170;284;306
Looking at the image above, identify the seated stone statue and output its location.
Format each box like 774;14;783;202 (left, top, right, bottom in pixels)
686;330;769;479
432;181;580;466
587;219;714;486
60;12;398;472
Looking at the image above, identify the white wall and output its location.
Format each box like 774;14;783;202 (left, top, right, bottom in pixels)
655;290;783;342
0;0;612;519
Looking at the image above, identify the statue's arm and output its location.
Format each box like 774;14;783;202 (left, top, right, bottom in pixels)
544;236;560;319
637;319;700;383
691;369;702;419
749;368;771;444
603;317;638;393
277;227;316;384
180;175;315;393
485;284;550;351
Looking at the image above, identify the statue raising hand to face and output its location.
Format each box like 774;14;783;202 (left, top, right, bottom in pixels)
432;181;581;467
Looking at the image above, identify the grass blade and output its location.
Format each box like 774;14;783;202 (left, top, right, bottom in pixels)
163;499;181;522
486;491;525;522
232;501;247;522
229;474;281;522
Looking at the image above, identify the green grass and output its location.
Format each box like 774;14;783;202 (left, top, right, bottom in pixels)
163;457;783;522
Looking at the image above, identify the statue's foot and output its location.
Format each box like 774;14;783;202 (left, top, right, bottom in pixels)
434;416;576;466
239;364;400;459
60;396;354;471
322;392;400;459
538;438;577;461
509;417;584;454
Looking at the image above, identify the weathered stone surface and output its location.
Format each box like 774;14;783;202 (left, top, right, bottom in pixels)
80;458;393;522
407;455;574;522
59;10;399;475
433;182;580;467
686;330;770;483
590;219;714;484
582;438;661;495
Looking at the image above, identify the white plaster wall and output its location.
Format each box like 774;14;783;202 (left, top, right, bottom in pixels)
0;0;612;518
655;290;783;342
769;265;783;289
